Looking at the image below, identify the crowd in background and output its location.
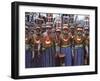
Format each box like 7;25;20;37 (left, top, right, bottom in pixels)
25;13;89;68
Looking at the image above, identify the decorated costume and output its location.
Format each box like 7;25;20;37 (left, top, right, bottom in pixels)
74;26;85;65
60;24;72;66
41;26;55;67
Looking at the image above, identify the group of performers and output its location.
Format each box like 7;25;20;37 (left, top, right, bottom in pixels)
25;23;89;68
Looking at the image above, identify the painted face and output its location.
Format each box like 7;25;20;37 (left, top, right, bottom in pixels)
77;30;82;35
70;28;74;33
76;27;83;35
63;29;68;35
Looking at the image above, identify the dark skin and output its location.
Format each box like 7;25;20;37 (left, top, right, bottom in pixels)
36;28;41;35
60;29;72;46
84;30;89;65
55;31;61;46
73;28;86;65
41;32;54;48
46;28;52;35
74;30;85;45
70;28;75;36
55;31;66;66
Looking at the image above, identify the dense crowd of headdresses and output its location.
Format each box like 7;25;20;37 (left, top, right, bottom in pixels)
25;13;89;67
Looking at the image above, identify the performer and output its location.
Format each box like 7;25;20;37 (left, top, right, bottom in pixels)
32;27;42;67
54;27;62;66
84;26;89;65
70;25;75;65
70;25;75;39
60;24;72;66
41;25;55;67
73;25;85;65
25;30;33;68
